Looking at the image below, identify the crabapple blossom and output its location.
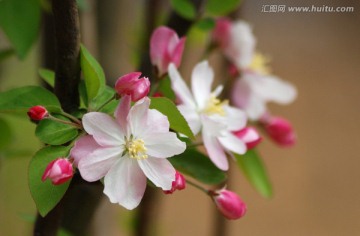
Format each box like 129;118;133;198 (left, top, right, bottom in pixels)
71;95;186;209
41;158;73;185
210;189;247;220
27;105;48;121
163;171;186;194
115;72;150;102
233;127;262;149
168;61;247;171
261;115;296;147
150;26;186;77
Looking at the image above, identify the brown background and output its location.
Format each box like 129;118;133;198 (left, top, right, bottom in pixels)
1;0;360;235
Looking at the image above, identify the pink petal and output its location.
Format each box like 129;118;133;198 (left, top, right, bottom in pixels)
191;61;214;110
168;63;196;108
128;97;150;137
141;108;170;136
171;37;186;68
78;147;122;182
70;135;101;166
143;132;186;158
104;158;147;210
202;131;229;171
82;112;124;146
138;158;175;190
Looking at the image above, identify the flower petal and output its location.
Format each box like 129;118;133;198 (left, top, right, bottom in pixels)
128;97;150;137
70;135;101;166
141;108;170;136
171;37;186;68
82;112;124;146
191;61;214;109
218;132;247;155
168;63;196;108
104;157;147;210
138;158;175;190
223;105;247;131
177;104;201;135
202;131;229;171
78;147;122;182
115;95;131;136
143;132;186;158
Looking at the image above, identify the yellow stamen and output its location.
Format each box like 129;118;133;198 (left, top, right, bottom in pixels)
249;52;271;75
203;95;228;116
126;138;148;160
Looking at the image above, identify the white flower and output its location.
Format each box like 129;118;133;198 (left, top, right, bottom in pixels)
168;61;247;171
71;95;186;210
231;72;297;120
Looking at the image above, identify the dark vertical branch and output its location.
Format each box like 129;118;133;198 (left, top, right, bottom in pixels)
52;0;81;113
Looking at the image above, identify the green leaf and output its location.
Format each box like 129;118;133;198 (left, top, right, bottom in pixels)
0;0;41;59
36;115;78;145
91;86;116;112
0;117;12;150
170;0;197;20
150;97;194;139
205;0;242;16
234;150;273;198
157;76;176;101
0;48;15;61
195;18;216;31
170;149;227;185
0;86;61;113
28;146;71;217
80;45;106;104
39;68;55;87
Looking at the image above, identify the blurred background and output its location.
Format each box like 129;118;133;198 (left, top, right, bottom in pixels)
0;0;359;235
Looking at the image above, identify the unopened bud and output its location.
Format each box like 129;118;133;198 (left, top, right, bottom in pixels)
233;127;262;149
210;189;247;220
42;158;73;185
115;72;150;102
27;105;48;121
263;116;296;147
164;171;186;194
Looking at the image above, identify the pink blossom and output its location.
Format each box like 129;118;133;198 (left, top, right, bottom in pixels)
27;105;48;121
233;127;262;149
211;189;247;220
41;158;73;185
168;61;247;171
262;116;296;147
71;95;186;209
163;171;186;194
150;26;186;77
115;72;150;102
213;18;232;49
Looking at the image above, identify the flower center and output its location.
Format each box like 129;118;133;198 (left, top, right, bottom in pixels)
203;95;228;116
125;138;148;160
249;53;271;75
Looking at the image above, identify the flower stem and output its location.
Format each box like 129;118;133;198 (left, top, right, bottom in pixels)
59;111;82;125
48;115;83;129
187;141;204;148
186;179;209;194
95;94;117;112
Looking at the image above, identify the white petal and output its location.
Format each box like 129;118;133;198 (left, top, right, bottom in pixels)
168;63;196;108
83;112;124;146
218;132;247;155
70;135;101;166
231;77;252;110
138;158;175;190
202;131;229;171
128;97;150;137
223;105;247;131
191;61;214;109
143;132;186;158
78;147;122;182
245;95;267;120
177;104;201;135
104;157;147;210
252;74;297;104
115;95;131;136
141;108;170;136
201;115;227;136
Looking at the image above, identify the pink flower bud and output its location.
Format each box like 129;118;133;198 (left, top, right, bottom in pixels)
233;127;262;149
150;26;186;77
27;105;48;121
42;158;74;185
212;18;232;49
263;116;296;147
115;72;150;102
163;171;186;194
211;189;247;220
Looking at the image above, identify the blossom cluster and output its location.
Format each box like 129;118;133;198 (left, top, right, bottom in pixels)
28;19;296;221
